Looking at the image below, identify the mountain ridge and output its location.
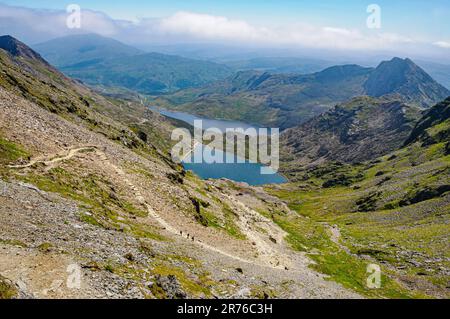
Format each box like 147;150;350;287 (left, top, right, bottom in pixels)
0;35;49;64
33;34;233;94
155;57;448;129
280;96;422;171
33;33;143;68
364;57;449;107
1;35;449;299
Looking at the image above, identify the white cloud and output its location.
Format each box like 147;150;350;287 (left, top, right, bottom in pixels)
0;4;119;43
0;3;444;58
433;41;450;49
156;11;414;51
158;11;266;42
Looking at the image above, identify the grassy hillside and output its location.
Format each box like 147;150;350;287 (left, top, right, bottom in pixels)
224;57;334;74
266;99;450;298
62;52;233;94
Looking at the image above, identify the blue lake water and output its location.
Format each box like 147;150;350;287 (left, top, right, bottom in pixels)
150;107;260;134
183;144;286;186
149;107;287;185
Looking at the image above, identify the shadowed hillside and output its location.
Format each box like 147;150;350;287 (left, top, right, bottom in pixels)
280;96;422;169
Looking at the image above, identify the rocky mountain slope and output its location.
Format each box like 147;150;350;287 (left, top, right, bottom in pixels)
154;58;449;129
364;58;450;107
0;36;367;299
404;97;450;146
280;96;422;168
0;35;48;62
1;36;447;300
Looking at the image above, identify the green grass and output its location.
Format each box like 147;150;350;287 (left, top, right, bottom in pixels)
14;165;163;240
0;238;28;248
265;139;450;298
0;275;18;299
269;210;422;298
222;204;246;240
37;242;53;253
188;193;246;240
0;136;30;166
151;263;212;298
265;161;445;299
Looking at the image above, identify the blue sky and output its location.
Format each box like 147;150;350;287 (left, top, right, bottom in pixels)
2;0;449;40
0;0;449;61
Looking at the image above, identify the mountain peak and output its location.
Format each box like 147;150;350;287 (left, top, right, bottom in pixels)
364;57;450;107
0;35;46;62
383;57;417;70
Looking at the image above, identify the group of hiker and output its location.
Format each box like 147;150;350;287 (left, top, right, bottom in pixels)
180;230;195;242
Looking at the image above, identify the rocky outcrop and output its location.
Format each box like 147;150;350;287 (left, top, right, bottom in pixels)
280;96;421;167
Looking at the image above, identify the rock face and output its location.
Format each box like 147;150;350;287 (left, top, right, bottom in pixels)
364;58;450;107
404;97;450;146
153;275;187;299
0;35;48;63
280;96;422;166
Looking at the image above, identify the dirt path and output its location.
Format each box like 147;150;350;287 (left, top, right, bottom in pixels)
179;140;201;162
222;193;292;269
323;223;352;254
97;149;289;268
8;146;97;169
9;145;292;270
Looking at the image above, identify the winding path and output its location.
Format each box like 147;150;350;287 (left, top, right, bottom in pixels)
9;145;290;270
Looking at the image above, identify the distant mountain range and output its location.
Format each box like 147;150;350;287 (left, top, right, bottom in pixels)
224;57;335;74
225;57;450;90
155;57;449;129
33;33;143;68
1;34;449;299
33;34;233;94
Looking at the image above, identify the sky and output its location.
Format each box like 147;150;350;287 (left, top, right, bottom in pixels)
0;0;449;62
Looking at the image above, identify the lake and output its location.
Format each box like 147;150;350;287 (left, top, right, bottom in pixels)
150;107;260;134
149;107;287;186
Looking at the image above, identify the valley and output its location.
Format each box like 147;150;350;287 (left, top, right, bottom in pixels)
149;107;286;185
0;32;448;300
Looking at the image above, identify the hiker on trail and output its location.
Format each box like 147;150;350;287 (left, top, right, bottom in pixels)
192;236;194;242
180;230;182;236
